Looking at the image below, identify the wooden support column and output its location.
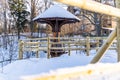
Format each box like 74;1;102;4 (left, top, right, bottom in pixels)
53;32;60;42
90;28;116;63
116;0;120;62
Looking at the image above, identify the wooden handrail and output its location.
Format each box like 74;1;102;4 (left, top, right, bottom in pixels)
22;63;120;80
54;0;120;18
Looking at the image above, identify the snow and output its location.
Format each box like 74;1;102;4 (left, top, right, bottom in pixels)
0;49;118;80
0;54;93;80
23;63;120;80
33;5;80;21
0;33;118;80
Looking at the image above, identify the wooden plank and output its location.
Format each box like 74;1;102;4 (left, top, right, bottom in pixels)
24;42;39;44
49;41;86;45
51;47;86;50
92;47;117;50
22;38;47;41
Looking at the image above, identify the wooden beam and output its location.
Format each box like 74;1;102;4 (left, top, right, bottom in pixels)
90;28;116;63
54;0;120;18
116;0;120;62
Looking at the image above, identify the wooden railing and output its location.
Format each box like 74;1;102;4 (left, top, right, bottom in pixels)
19;37;116;59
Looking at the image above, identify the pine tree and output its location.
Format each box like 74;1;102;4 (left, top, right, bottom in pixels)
8;0;30;39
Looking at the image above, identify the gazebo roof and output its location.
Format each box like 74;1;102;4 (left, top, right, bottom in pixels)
33;5;80;22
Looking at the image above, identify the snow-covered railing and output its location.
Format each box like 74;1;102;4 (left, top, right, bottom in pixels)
18;37;116;59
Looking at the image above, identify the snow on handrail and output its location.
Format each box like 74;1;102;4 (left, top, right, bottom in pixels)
22;63;120;80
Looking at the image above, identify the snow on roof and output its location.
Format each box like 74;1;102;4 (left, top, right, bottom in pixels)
33;5;80;21
102;27;115;30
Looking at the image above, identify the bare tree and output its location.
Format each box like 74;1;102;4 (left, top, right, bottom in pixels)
27;0;53;37
0;0;9;49
66;0;115;37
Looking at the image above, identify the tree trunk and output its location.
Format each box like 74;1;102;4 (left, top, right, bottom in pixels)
3;0;7;49
94;13;101;36
116;0;120;62
30;0;38;37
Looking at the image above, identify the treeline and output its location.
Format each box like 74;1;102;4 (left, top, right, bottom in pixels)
0;0;116;39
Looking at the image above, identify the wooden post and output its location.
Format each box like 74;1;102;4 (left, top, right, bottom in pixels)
36;51;39;58
91;28;116;63
68;38;71;56
96;38;99;51
19;40;23;59
79;38;81;53
36;42;39;58
47;37;50;59
116;0;120;62
86;37;90;56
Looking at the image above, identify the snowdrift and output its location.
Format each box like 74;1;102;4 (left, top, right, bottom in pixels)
22;63;120;80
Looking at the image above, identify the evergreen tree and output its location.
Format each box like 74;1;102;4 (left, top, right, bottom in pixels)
8;0;30;39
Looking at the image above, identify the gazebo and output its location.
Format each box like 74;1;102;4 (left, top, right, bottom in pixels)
33;5;80;57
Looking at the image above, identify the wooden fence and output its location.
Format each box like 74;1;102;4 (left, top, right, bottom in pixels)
19;37;116;59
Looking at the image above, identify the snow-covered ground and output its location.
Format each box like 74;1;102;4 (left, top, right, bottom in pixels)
0;49;118;80
0;33;118;80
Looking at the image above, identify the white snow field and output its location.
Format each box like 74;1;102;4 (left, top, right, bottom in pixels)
0;50;118;80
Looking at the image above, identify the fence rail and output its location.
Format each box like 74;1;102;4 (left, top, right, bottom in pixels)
19;37;116;59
